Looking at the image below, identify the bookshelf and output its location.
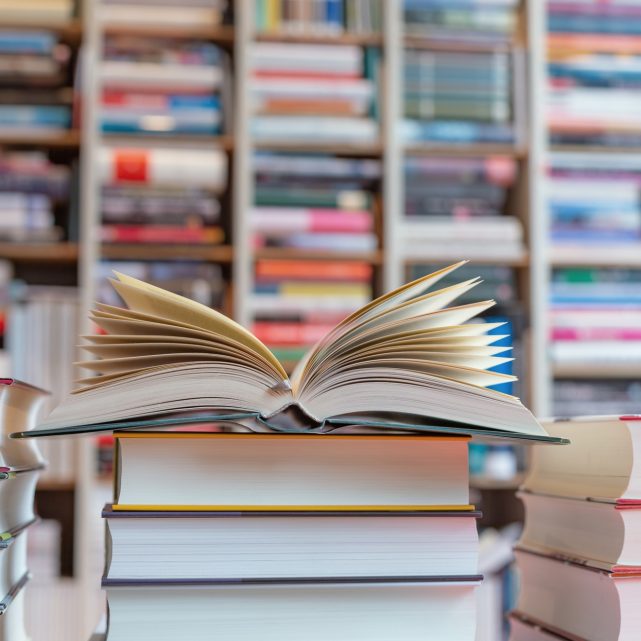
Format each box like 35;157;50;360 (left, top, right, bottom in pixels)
0;0;566;635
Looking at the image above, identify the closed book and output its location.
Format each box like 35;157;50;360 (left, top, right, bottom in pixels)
98;148;227;191
255;259;373;281
111;432;472;511
514;548;641;641
253;232;377;252
255;186;371;209
104;580;479;641
252;116;378;142
100;225;224;244
103;506;480;581
251;207;373;233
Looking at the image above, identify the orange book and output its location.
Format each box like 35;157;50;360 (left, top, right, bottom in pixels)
255;259;373;281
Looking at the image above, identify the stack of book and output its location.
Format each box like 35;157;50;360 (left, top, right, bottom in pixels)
402;155;524;260
98;146;228;245
254;0;382;35
0;379;49;641
251;152;380;367
6;285;78;486
550;267;641;369
548;152;641;261
0;150;70;243
98;0;229;29
252;258;373;367
0;29;73;136
512;415;641;641
250;42;379;144
403;49;515;145
21;265;562;640
404;0;519;46
251;152;379;253
553;379;641;417
548;1;641;147
99;34;228;137
100;431;481;641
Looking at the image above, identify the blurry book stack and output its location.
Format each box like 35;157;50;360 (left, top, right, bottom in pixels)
99;34;227;137
0;150;71;243
512;416;641;641
249;39;380;144
97;146;228;245
98;431;481;641
98;0;228;29
548;153;641;263
548;0;641;147
250;153;380;368
0;380;49;641
0;27;74;137
403;0;520;145
254;0;381;35
6;284;78;486
401;155;525;261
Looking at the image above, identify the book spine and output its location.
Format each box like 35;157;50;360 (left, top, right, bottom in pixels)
100;225;224;244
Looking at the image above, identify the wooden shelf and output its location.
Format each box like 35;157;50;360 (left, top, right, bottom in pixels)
0;242;78;263
404;143;527;158
36;480;75;492
470;473;525;491
404;35;517;53
0;130;81;149
254;140;383;157
256;31;382;46
553;363;641;379
0;18;83;43
101;244;234;262
102;133;234;151
254;248;383;264
102;23;234;44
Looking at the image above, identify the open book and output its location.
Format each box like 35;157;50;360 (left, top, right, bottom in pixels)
20;262;559;442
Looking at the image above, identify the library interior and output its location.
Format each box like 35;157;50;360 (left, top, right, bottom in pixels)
0;1;640;640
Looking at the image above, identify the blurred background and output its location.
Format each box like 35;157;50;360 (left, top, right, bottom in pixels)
0;0;639;639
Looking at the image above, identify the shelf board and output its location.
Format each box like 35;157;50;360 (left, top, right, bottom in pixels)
102;23;234;44
0;242;78;263
101;244;234;262
254;248;383;264
554;363;641;379
551;247;641;269
255;31;382;46
404;35;516;53
404;253;529;268
404;143;527;158
470;473;525;491
0;130;81;149
0;18;82;43
253;140;383;157
102;133;234;151
36;480;75;492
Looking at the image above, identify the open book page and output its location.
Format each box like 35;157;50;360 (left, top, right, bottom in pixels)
112;273;288;380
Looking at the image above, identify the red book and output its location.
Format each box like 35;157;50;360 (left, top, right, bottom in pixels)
101;225;224;244
252;322;336;346
255;260;373;281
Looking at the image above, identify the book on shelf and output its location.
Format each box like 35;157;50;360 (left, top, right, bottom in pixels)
250;42;379;143
404;0;519;45
21;262;560;442
553;379;641;416
0;0;74;24
98;2;227;28
548;2;641;146
511;415;641;641
254;0;382;36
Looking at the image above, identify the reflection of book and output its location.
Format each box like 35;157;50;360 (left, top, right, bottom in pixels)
28;263;551;441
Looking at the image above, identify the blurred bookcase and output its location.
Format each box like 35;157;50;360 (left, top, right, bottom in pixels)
0;0;587;633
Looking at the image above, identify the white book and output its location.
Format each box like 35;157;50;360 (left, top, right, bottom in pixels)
252;43;362;75
101;61;223;90
98;5;223;27
104;582;479;641
252;116;378;142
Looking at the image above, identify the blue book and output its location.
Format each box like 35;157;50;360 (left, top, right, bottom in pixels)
0;105;70;128
0;31;56;54
326;0;344;30
549;14;641;36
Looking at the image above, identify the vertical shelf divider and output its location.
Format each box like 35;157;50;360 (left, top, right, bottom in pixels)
382;0;403;292
233;0;254;328
526;0;551;417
